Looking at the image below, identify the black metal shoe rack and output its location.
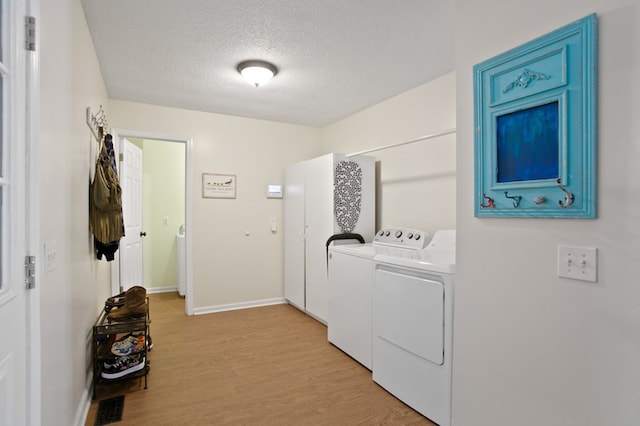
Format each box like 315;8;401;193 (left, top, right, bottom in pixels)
91;297;150;399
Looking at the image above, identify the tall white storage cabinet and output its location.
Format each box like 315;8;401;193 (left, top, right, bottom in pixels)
284;153;375;323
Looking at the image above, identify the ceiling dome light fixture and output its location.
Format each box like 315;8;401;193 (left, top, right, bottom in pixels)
237;60;278;87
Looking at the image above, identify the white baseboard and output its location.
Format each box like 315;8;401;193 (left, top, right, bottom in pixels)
76;376;93;426
146;286;178;294
193;297;287;315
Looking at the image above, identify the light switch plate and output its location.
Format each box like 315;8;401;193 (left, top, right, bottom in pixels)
558;245;597;282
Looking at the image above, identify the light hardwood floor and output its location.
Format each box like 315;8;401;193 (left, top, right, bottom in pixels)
86;292;434;425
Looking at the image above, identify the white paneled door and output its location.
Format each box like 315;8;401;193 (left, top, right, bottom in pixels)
119;138;144;291
0;0;32;425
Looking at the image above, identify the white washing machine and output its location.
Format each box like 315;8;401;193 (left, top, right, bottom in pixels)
176;231;186;296
373;229;456;426
327;228;430;370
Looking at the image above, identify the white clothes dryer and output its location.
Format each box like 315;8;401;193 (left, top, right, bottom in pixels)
373;229;456;426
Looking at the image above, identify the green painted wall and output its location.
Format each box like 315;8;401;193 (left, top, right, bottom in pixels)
141;139;185;290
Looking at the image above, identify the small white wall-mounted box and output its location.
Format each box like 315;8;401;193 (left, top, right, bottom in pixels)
267;184;282;198
557;245;597;282
44;240;58;272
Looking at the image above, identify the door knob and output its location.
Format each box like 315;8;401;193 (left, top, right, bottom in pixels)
140;232;147;237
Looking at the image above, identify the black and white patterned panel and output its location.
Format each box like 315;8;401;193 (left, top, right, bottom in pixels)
334;160;362;233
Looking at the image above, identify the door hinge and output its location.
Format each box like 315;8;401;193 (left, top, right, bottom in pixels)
25;256;36;289
119;153;124;162
25;16;36;51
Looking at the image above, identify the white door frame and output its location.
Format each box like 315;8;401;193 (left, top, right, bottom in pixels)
25;0;41;424
109;128;194;315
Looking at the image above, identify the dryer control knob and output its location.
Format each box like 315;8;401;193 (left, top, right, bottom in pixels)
395;230;403;238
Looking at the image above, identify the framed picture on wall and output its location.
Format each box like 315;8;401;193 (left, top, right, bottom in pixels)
202;173;236;199
473;14;597;218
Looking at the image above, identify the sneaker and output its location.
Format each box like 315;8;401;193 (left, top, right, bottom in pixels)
101;354;146;379
111;333;137;346
111;334;145;356
110;334;138;350
102;356;119;369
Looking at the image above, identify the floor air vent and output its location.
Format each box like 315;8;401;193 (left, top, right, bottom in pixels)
95;395;125;425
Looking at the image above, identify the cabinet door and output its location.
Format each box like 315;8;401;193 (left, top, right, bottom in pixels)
284;162;306;309
304;154;339;323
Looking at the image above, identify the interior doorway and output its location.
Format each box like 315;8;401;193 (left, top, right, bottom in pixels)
110;129;194;315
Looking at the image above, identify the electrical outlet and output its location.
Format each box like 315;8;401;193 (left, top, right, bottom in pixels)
558;245;597;282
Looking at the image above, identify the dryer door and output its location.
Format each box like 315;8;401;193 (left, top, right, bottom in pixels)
375;268;444;365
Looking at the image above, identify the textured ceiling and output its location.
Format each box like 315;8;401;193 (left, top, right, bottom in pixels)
81;0;454;127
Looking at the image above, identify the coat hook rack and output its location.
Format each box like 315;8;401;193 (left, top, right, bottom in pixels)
86;105;109;143
557;179;574;208
481;193;495;208
504;191;522;208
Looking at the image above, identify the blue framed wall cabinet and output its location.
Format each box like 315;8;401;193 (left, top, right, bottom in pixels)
474;14;597;218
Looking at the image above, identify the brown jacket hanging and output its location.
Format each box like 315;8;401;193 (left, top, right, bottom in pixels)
90;145;123;245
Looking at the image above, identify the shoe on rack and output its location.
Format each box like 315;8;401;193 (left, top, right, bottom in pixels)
111;333;136;344
111;332;142;345
107;286;147;320
109;334;136;349
101;353;146;379
103;356;121;370
111;334;145;356
104;291;126;312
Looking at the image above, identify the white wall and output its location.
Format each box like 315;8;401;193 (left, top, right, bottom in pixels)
39;0;113;424
454;2;640;425
321;72;456;234
108;100;322;310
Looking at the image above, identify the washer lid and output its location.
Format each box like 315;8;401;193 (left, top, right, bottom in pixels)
328;243;377;259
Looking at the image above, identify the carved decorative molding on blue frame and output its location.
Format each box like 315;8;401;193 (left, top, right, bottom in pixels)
474;14;597;218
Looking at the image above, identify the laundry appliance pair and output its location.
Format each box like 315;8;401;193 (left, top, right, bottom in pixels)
328;228;456;426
